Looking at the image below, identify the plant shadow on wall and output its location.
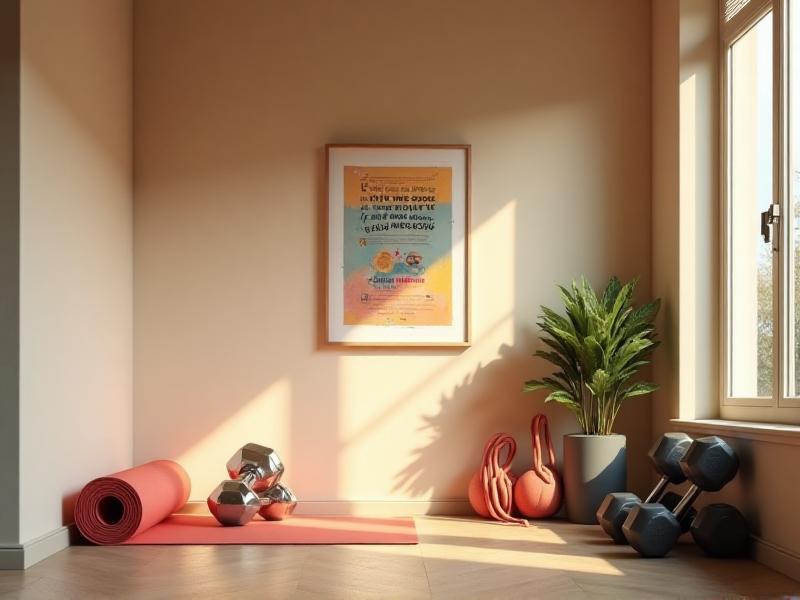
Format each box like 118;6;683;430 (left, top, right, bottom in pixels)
393;277;660;511
392;339;539;503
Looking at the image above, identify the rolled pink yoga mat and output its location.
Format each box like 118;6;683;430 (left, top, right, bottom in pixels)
75;460;191;545
74;461;418;545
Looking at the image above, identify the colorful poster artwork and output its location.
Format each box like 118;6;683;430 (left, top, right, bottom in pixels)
342;166;453;326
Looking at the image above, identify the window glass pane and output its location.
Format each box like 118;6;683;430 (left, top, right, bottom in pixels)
790;4;800;397
729;12;773;398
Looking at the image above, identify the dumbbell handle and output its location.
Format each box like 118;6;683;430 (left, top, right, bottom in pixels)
236;468;259;488
642;475;670;504
672;484;701;520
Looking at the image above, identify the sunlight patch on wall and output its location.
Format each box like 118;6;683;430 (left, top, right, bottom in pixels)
176;378;292;500
471;199;517;337
335;201;517;499
679;73;697;420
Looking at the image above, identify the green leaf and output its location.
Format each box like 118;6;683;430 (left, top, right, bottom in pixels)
544;390;581;413
608;280;636;329
540;336;578;363
534;350;577;373
602;276;622;310
540;306;574;334
586;368;611;397
622;382;658;398
523;379;548;393
626;299;661;332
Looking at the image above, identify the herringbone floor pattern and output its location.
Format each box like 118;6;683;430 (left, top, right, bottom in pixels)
0;517;797;599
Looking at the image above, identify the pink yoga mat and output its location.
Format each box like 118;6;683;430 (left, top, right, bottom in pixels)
75;460;417;545
75;460;191;545
123;513;418;545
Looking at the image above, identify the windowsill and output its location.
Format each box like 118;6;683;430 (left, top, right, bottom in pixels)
670;418;800;446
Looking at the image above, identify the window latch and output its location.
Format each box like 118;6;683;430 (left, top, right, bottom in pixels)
761;204;780;244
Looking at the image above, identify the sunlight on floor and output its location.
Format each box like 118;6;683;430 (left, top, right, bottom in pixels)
419;517;568;545
421;543;623;576
327;517;624;578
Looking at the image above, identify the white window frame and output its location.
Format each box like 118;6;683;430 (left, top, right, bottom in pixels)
720;0;800;422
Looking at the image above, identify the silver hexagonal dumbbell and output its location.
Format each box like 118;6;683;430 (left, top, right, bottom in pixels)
258;483;298;521
207;443;284;526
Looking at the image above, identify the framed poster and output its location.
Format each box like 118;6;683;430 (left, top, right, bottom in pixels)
325;144;470;346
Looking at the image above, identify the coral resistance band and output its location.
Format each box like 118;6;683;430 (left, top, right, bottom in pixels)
479;433;529;527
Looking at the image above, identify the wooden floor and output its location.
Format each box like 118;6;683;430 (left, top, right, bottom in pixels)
1;517;798;599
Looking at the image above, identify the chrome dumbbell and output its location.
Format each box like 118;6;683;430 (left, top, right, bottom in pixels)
258;483;297;521
207;443;284;526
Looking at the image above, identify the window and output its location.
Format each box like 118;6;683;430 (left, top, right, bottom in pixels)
722;0;800;421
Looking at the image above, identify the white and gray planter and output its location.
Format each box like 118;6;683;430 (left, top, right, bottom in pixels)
562;433;627;524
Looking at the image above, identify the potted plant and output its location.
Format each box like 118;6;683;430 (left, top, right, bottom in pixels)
524;276;659;523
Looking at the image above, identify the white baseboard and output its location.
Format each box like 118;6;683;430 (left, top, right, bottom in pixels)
0;525;74;570
753;536;800;582
179;499;474;516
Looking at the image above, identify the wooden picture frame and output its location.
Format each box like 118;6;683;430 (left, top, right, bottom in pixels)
324;144;471;347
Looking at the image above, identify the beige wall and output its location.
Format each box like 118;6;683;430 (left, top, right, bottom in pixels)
0;0;20;547
651;0;800;579
651;0;719;431
134;0;654;506
678;0;718;421
651;0;680;440
19;0;133;543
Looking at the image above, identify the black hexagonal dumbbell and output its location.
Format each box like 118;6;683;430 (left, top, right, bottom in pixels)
690;503;749;557
596;432;696;543
622;436;739;557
